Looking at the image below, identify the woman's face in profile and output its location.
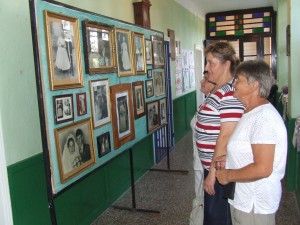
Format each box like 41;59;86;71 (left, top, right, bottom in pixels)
205;53;227;83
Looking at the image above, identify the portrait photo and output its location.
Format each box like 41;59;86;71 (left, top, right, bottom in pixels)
110;83;135;149
97;132;111;157
159;98;167;125
146;100;160;133
115;28;134;77
54;118;95;183
90;79;111;128
133;32;146;74
147;69;153;78
53;94;74;124
44;11;83;90
154;71;166;97
132;81;146;119
116;92;130;138
145;39;153;65
145;79;154;98
82;20;117;74
151;35;165;69
76;92;87;116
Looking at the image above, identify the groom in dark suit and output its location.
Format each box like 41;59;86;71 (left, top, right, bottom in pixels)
75;129;91;163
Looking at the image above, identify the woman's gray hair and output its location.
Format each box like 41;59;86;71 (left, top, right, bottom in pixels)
236;60;272;98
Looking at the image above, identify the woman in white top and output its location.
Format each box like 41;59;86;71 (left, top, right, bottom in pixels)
216;60;287;225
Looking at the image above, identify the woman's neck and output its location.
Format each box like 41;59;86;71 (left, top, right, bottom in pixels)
245;97;269;113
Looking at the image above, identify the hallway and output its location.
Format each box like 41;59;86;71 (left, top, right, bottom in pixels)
91;132;300;225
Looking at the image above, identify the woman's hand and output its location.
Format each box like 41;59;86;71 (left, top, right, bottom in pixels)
204;170;216;195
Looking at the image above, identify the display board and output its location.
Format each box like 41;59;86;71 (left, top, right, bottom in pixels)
30;0;166;193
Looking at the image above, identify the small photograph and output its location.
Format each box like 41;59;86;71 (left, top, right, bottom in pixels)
145;79;154;98
76;92;87;116
147;69;153;78
116;93;130;138
146;100;160;133
90;79;111;128
97;132;111;157
145;39;153;65
151;35;165;69
154;71;166;97
159;98;167;125
53;94;74;124
132;81;146;119
115;28;134;77
133;32;146;74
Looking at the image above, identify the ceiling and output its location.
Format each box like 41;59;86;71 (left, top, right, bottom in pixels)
174;0;275;20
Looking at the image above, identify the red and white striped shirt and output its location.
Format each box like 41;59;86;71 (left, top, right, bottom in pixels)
195;80;244;170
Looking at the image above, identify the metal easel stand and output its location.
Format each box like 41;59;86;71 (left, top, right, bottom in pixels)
112;147;160;214
149;123;189;175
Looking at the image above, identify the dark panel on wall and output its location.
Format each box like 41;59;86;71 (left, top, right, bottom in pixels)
8;154;52;225
133;135;154;180
7;135;155;225
185;91;197;129
173;91;196;143
285;117;297;192
173;97;187;142
54;164;108;225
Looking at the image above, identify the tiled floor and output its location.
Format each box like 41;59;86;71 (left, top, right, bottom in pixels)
92;132;300;225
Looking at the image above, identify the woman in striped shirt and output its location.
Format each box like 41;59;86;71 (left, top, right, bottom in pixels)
195;42;244;225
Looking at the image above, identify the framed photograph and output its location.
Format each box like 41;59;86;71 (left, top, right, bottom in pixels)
54;118;95;183
145;79;154;98
90;79;111;128
44;11;83;90
146;100;160;133
115;28;134;77
175;39;181;56
159;98;167;125
145;39;153;65
110;83;135;149
82;20;117;74
151;35;165;69
154;71;166;96
133;32;146;74
167;29;175;61
76;92;87;116
97;132;111;157
132;81;146;119
53;94;74;124
147;69;152;78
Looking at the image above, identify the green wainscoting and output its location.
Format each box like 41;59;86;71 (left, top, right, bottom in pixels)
285;116;300;210
8;154;52;225
8;135;154;225
173;91;197;143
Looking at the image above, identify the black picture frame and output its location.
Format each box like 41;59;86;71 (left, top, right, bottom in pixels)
53;94;74;124
145;79;154;98
97;132;111;157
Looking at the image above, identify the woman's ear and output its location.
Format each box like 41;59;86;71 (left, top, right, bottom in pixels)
225;60;231;71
